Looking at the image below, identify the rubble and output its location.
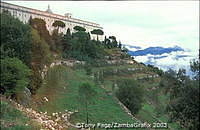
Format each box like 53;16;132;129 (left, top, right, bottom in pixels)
6;98;77;130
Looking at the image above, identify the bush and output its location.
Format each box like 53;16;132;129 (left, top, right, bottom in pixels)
63;31;106;61
30;28;53;94
0;58;31;97
116;79;144;114
0;12;31;65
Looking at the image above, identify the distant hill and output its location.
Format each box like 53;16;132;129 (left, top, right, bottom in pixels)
127;45;184;56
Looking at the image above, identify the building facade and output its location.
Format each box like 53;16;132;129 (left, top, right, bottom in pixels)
0;2;104;41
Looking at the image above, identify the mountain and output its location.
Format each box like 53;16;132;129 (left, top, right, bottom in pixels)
128;46;184;56
125;45;195;76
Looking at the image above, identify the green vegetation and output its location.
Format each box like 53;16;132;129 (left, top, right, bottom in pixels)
34;66;134;124
0;58;31;98
62;29;106;61
30;18;55;52
73;26;86;32
163;59;200;130
91;29;104;40
0;13;31;65
0;101;39;130
78;82;97;124
30;28;53;94
116;79;144;114
52;20;65;32
1;11;199;130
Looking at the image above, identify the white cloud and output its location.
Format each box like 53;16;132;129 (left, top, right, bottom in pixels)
5;1;199;73
134;49;198;75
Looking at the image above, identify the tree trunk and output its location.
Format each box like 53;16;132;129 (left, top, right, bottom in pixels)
86;101;89;124
97;35;99;41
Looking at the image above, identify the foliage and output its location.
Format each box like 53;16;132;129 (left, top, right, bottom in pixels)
30;28;53;94
91;29;104;35
62;28;72;51
78;82;97;123
73;26;86;32
0;58;31;97
52;29;63;53
30;18;55;51
35;66;134;124
109;36;118;48
0;12;31;65
52;20;65;35
147;64;164;76
84;64;92;75
116;79;144;114
118;41;122;49
31;28;52;69
161;59;200;129
52;20;65;28
91;29;104;41
63;31;106;61
166;80;199;129
121;46;128;53
190;58;199;80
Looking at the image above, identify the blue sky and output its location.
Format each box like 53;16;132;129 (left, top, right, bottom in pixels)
4;0;199;73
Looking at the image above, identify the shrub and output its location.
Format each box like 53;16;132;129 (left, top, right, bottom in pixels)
116;79;144;114
0;58;31;97
0;12;31;65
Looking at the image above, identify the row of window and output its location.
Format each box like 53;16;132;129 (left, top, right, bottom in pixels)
2;8;94;33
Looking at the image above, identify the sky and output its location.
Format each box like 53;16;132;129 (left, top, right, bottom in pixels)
3;0;199;73
4;1;199;51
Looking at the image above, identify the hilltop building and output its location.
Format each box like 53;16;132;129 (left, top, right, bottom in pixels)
0;2;104;41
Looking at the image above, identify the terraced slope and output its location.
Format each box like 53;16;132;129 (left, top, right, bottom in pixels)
1;59;181;130
31;66;135;127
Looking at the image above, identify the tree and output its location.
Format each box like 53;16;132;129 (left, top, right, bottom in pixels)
118;40;122;49
116;79;144;114
62;29;106;61
121;46;128;53
163;60;200;129
78;83;97;124
0;12;31;65
73;26;86;32
166;80;199;129
30;28;53;94
87;32;91;40
91;29;104;41
190;59;199;80
109;36;118;48
52;29;63;53
62;28;72;51
30;18;55;51
52;20;65;33
0;58;31;98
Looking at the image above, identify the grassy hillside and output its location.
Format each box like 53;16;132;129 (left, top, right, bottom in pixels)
1;11;198;130
1;60;181;130
29;61;181;129
32;65;134;125
0;100;40;130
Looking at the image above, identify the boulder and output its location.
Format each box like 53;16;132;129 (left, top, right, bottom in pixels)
17;87;32;107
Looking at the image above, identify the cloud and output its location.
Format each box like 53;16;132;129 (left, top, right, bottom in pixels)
6;1;199;52
132;47;198;76
5;0;199;74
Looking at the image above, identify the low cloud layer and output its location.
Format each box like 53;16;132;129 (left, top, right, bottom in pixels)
126;45;198;75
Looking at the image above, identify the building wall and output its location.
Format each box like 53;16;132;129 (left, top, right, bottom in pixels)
0;2;104;41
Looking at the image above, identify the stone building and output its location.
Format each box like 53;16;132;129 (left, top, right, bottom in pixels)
0;2;104;41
